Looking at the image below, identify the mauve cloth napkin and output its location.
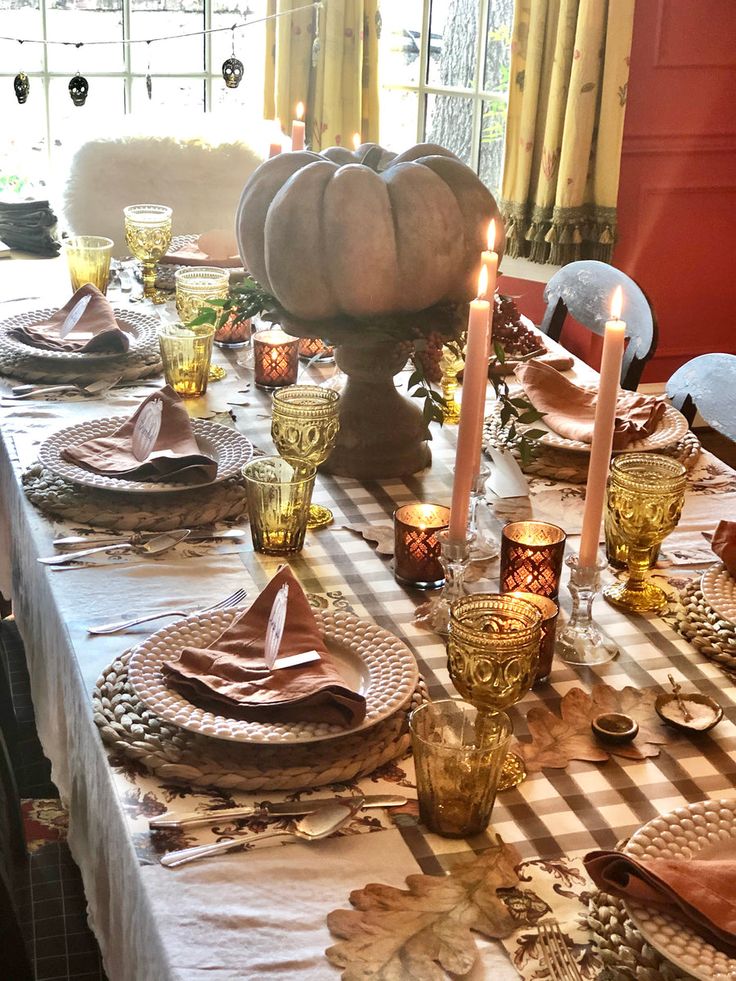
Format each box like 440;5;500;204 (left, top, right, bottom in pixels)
516;360;666;450
60;385;217;484
9;284;130;353
712;520;736;578
161;229;241;268
163;566;367;728
584;849;736;956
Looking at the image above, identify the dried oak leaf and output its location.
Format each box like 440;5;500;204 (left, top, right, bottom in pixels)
514;684;676;772
326;841;525;980
342;522;395;557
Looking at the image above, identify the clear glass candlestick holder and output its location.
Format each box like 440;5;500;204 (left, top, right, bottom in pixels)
414;529;475;635
468;465;498;559
556;554;620;666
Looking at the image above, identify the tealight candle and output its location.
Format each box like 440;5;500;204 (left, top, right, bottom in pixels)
394;503;451;589
500;521;567;599
298;336;334;363
508;591;559;684
253;330;300;389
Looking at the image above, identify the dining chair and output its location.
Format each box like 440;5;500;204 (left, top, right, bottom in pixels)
539;260;658;390
666;353;736;443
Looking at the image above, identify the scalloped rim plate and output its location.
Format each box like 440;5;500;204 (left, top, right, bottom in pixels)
623;799;736;981
37;416;253;493
701;564;736;625
128;607;419;744
0;306;159;361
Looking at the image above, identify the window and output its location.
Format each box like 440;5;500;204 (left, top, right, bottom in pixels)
378;0;514;197
0;0;266;195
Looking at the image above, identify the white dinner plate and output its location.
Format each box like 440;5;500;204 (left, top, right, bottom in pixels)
701;564;736;625
0;306;159;361
128;607;419;744
38;416;253;493
623;798;736;981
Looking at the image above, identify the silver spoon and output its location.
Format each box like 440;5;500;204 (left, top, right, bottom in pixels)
8;376;124;400
37;529;190;565
159;797;365;870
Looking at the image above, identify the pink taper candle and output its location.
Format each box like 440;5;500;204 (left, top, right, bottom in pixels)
449;268;491;544
477;220;498;466
578;286;627;567
291;102;305;151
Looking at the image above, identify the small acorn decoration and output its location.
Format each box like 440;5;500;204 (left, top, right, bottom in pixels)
222;56;244;89
14;72;30;104
69;73;89;107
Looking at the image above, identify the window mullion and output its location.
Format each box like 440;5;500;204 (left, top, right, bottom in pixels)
204;0;212;112
416;0;432;142
40;0;51;168
122;0;132;113
470;0;491;171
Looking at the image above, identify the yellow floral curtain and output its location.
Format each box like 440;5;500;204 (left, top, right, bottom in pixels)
500;0;635;264
264;0;381;151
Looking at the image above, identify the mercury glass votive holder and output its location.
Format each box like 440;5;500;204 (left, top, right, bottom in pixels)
500;521;567;600
242;456;316;555
299;336;335;363
253;329;300;389
508;592;559;685
393;504;451;589
174;267;230;325
158;322;215;398
66;235;114;294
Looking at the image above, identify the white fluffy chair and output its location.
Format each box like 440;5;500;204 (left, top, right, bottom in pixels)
61;117;266;257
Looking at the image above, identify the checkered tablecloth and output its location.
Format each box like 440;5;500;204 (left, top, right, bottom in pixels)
1;280;735;979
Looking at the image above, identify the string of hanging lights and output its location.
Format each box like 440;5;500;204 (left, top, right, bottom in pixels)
7;0;322;106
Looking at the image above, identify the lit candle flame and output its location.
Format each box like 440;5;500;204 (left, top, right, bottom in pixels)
296;102;304;121
478;265;488;299
487;219;496;252
352;132;361;151
610;285;623;320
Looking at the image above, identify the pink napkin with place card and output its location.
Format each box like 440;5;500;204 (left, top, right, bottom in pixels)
163;566;367;728
9;284;130;353
161;229;241;268
60;385;217;484
516;360;667;450
712;520;736;578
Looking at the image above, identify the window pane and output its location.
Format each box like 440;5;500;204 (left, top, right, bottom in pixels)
47;2;125;73
479;96;507;197
211;0;266;110
130;76;205;118
378;0;424;88
130;1;205;74
0;80;48;194
0;1;45;73
425;93;472;163
484;0;513;92
48;76;124;161
428;0;478;90
379;88;418;153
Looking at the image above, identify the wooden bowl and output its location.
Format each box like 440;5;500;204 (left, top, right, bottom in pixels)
591;713;639;745
655;692;723;734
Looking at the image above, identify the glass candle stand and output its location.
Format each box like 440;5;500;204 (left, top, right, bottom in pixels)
556;554;620;666
500;521;567;599
253;330;300;389
393;504;451;589
414;529;475;636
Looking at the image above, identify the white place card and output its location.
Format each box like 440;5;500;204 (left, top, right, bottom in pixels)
59;294;91;337
486;447;530;499
264;583;289;670
131;399;163;461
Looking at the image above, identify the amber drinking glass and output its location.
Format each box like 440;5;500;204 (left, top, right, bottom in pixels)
447;593;542;789
175;267;229;324
271;385;340;528
242;456;316;555
410;700;511;837
158;322;215;398
123;204;172;303
603;453;687;614
65;236;114;294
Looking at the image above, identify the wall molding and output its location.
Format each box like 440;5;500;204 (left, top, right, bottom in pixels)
653;0;734;69
623;132;736;156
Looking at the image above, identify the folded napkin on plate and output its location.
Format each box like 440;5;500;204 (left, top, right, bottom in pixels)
9;284;130;353
60;385;217;484
515;360;666;450
163;566;367;728
712;520;736;578
161;229;241;268
584;849;736;956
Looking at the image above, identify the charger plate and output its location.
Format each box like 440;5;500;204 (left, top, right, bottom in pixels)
0;307;159;361
701;564;736;625
38;417;253;493
128;607;419;745
623;799;736;981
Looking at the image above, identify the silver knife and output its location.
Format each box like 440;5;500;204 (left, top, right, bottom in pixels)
149;794;408;830
53;528;246;549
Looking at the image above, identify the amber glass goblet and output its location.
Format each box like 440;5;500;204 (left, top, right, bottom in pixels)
123;204;172;303
603;453;687;614
271;385;340;529
447;593;542;790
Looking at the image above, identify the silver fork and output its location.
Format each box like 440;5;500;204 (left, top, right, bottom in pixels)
87;587;247;635
537;920;583;981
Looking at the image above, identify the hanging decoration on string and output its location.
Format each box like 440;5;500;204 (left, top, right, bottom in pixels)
69;73;89;106
146;41;153;99
14;72;30;104
312;0;323;67
222;24;244;89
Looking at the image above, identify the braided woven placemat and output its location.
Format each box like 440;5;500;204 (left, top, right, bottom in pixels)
671;578;736;674
586;891;690;981
0;334;162;385
483;415;701;484
22;463;247;531
93;650;428;791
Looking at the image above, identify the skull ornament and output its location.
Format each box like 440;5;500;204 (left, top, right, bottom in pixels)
14;72;30;104
222;57;244;89
68;74;89;106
